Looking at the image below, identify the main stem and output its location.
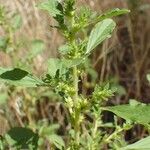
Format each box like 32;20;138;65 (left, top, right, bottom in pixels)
73;65;80;145
73;66;78;102
69;5;80;146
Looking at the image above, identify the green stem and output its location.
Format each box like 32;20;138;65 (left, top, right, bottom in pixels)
73;66;80;145
105;128;123;143
90;116;100;150
69;4;80;146
73;66;78;102
92;119;98;138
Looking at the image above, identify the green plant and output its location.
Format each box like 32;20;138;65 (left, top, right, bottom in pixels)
1;0;150;150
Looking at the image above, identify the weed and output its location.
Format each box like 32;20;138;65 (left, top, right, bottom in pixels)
1;0;150;150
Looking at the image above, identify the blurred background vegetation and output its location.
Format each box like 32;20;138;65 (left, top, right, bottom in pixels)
0;0;150;148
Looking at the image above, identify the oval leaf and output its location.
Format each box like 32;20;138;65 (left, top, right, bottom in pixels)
102;103;150;125
0;68;43;87
86;19;116;54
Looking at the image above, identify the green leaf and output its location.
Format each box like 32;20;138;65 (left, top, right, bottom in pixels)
28;39;45;59
47;58;63;77
92;83;115;103
0;68;43;87
40;124;60;135
37;0;62;17
11;14;22;30
96;8;130;22
0;68;28;80
47;58;84;77
102;101;150;125
48;134;65;150
6;127;39;150
86;19;116;54
121;136;150;150
39;124;64;149
129;99;145;106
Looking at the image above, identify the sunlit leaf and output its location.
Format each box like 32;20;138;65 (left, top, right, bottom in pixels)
37;0;62;17
86;19;116;54
102;101;150;125
96;8;130;22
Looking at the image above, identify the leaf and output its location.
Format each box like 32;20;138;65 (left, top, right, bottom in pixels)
39;124;64;149
0;68;28;80
0;68;43;87
47;58;85;77
86;19;116;54
11;14;22;30
102;102;150;125
6;127;39;150
96;8;130;22
28;39;45;59
48;134;65;150
37;0;62;17
129;99;145;106
121;136;150;150
40;124;60;135
47;58;62;77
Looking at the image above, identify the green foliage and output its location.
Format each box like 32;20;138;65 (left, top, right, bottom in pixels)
5;127;39;150
92;83;115;104
0;68;44;87
121;136;150;150
38;123;65;149
37;0;62;17
93;8;130;23
0;5;23;53
47;58;84;78
102;100;150;125
86;19;116;54
11;13;22;30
